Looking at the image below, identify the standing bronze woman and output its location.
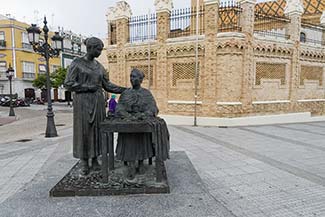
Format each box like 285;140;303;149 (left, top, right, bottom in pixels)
64;37;125;175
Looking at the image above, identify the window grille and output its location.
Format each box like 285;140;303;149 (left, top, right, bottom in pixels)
0;31;4;40
300;65;323;86
22;61;35;79
0;61;6;78
255;63;286;85
172;62;198;87
39;64;46;75
22;32;32;50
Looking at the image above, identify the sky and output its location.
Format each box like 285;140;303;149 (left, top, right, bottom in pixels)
1;0;268;38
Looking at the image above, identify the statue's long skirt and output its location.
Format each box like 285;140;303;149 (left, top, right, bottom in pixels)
72;90;105;159
116;133;154;161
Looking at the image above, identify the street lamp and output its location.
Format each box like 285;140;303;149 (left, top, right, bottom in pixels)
6;63;15;117
27;17;63;138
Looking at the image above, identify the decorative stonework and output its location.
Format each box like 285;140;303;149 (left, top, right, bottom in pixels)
321;11;325;26
284;0;304;16
154;0;173;13
115;1;132;20
254;40;293;55
204;0;219;6
255;63;286;85
300;46;325;59
300;65;323;86
104;1;325;118
106;6;117;22
126;49;158;60
216;38;247;49
167;43;205;56
237;0;256;5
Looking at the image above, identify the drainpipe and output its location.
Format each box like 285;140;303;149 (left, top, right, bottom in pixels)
10;18;17;77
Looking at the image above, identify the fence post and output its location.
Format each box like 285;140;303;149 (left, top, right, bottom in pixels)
237;0;256;111
284;0;304;108
321;11;325;45
114;1;132;86
202;0;219;116
284;1;304;42
155;0;172;42
238;0;255;36
154;0;172;113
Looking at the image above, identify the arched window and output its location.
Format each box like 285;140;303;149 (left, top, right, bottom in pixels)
300;32;306;43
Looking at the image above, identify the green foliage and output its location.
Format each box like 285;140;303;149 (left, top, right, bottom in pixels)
32;67;68;90
51;67;68;89
32;74;47;89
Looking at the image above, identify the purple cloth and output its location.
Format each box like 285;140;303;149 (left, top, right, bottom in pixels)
108;98;117;113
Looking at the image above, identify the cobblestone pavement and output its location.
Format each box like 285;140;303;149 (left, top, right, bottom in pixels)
1;106;325;216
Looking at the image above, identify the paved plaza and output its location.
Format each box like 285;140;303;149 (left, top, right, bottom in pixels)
1;105;325;216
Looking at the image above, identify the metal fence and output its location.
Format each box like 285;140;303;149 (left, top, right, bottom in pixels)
301;22;325;46
128;13;157;43
169;6;205;38
254;13;290;40
218;0;242;32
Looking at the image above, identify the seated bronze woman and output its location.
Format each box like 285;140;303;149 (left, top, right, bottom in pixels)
115;68;158;182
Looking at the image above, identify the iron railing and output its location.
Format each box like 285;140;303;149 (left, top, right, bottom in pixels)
254;13;290;40
169;6;205;38
218;0;242;32
128;13;157;43
301;22;325;46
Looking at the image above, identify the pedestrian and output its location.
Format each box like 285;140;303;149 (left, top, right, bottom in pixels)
108;94;117;116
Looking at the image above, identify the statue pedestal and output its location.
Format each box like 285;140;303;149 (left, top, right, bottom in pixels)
50;117;170;197
49;158;169;197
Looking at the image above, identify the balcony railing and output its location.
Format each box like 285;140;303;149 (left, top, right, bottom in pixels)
22;42;33;50
301;22;325;46
0;40;6;48
23;72;35;79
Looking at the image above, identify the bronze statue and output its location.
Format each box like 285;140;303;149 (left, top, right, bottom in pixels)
115;69;158;182
64;37;125;175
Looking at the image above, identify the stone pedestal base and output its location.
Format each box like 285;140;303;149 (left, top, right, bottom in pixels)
50;159;169;197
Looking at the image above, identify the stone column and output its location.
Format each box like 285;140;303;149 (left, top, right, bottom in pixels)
284;0;304;107
114;1;132;86
238;0;256;36
284;0;304;42
154;0;172;113
106;7;116;46
321;11;325;45
202;0;219;116
237;0;256;112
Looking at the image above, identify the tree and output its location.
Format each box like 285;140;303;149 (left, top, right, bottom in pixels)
32;74;47;89
51;67;68;88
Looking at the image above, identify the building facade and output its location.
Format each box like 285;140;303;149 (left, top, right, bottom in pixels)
60;30;87;68
0;15;61;98
105;0;325;117
0;15;88;100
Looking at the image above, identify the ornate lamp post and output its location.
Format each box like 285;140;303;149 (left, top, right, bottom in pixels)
6;64;15;117
27;17;63;137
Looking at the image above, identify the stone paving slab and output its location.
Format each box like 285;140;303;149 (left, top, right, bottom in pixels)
2;106;325;217
0;116;16;126
0;151;235;217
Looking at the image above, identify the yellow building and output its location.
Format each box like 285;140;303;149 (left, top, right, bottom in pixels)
0;14;61;98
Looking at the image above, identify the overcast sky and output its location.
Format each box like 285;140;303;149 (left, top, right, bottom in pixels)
2;0;267;38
